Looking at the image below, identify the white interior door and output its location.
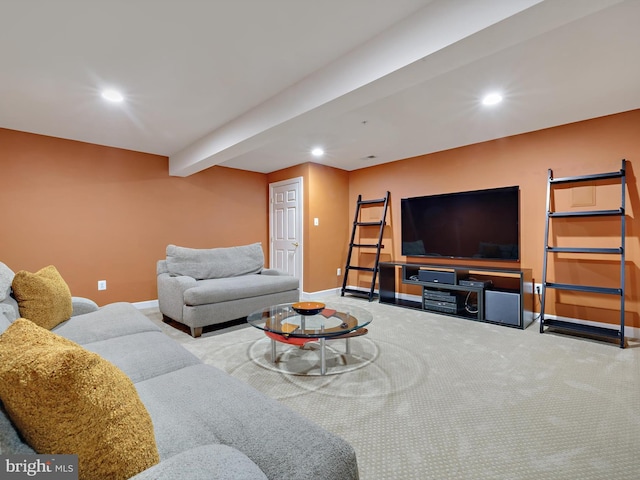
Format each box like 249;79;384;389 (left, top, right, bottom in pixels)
269;177;303;289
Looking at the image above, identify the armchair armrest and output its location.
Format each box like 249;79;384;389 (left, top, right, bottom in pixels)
71;297;99;316
157;272;197;321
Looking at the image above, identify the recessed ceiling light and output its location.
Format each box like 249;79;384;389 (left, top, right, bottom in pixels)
311;147;324;157
101;89;124;103
482;92;503;106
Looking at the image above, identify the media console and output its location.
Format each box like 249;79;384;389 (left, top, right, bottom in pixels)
379;262;534;329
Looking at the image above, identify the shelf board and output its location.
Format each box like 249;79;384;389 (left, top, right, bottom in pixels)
546;247;622;254
358;198;387;205
550;170;623;184
545;282;621;295
542;318;622;340
346;266;376;272
342;288;378;300
355;221;384;227
549;208;623;218
380;298;421;309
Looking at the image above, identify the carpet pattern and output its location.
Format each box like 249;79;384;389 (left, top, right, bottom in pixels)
142;296;639;480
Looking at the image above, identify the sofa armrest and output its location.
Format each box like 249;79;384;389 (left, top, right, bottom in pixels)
0;296;19;322
1;296;97;323
130;445;267;480
71;297;99;316
259;268;290;276
157;273;197;321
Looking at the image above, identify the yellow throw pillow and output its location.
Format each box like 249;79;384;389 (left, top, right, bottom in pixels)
0;319;160;480
11;265;73;329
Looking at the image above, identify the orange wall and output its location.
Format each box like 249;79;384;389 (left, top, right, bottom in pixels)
0;128;268;305
307;163;350;292
349;109;639;327
267;162;350;292
2;108;638;328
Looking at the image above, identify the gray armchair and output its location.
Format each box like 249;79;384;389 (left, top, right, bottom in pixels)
156;243;299;337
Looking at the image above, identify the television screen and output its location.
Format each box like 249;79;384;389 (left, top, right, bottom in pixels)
401;186;519;260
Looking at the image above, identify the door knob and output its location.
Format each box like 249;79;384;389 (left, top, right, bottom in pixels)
292;242;299;247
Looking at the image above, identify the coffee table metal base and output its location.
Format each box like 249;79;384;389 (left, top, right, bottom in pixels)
267;330;366;375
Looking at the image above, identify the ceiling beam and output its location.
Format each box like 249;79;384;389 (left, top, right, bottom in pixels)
168;0;542;176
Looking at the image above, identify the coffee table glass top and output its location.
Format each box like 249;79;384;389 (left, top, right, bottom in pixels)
247;302;372;338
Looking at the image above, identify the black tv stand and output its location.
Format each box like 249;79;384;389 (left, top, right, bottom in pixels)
379;262;534;329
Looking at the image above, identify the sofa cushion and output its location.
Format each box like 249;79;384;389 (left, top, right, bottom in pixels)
0;319;160;480
135;363;358;480
1;297;20;327
0;403;37;455
0;296;19;324
184;274;299;306
53;302;161;344
130;444;268;480
82;331;201;383
0;262;13;302
0;312;12;334
11;265;72;329
166;243;264;280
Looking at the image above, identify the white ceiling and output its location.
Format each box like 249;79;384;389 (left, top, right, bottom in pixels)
1;0;639;176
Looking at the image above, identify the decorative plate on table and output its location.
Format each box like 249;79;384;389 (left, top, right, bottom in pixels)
292;301;325;315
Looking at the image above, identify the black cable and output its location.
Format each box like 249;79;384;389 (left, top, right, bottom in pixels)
533;286;542;321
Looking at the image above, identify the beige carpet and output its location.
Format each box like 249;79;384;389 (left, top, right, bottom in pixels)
142;296;640;480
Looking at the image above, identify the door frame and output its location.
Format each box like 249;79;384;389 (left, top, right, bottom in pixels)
269;177;304;291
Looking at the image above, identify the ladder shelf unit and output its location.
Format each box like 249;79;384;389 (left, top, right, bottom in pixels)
341;192;390;301
540;159;627;347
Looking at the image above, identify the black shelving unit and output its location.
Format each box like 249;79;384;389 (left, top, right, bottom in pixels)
341;192;390;301
540;159;627;347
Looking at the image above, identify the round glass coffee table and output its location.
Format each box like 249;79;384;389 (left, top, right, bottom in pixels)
247;302;373;375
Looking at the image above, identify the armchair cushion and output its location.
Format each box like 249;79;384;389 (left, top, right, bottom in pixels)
166;243;264;280
11;265;72;330
0;319;160;480
259;268;289;276
184;275;299;306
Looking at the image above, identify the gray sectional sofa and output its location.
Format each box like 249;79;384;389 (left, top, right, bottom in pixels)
0;264;359;479
157;243;299;337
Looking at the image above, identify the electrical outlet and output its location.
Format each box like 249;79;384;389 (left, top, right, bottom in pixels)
535;283;542;295
98;280;107;291
337;268;341;276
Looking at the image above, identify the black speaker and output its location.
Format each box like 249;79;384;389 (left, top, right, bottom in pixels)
418;269;456;285
485;290;520;326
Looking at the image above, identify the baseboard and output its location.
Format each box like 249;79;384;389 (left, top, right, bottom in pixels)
301;288;341;300
131;295;637;340
132;299;159;310
302;286;380;301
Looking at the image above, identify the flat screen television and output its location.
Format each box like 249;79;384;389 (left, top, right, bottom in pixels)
401;186;520;260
